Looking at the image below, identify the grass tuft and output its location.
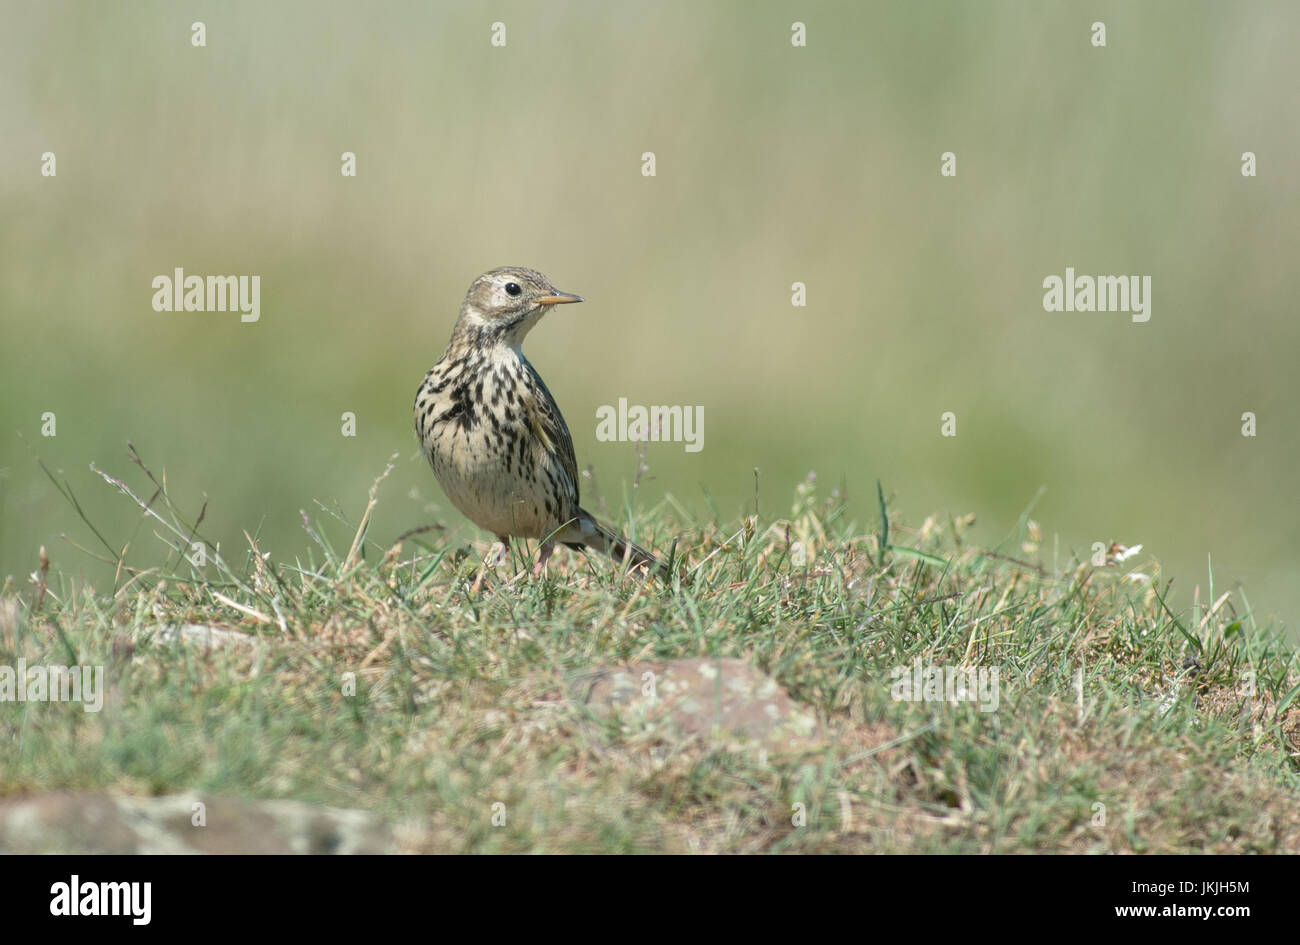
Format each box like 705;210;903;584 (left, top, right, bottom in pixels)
1;456;1298;852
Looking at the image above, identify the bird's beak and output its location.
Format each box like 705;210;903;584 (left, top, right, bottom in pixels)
534;291;584;306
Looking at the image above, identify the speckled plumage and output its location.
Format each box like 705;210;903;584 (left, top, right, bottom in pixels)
415;267;663;578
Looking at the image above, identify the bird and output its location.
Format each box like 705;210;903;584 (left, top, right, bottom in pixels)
414;266;666;581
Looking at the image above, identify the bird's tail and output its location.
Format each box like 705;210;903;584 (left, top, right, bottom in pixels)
563;507;668;580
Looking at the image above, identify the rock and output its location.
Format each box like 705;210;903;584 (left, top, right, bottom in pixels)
572;657;820;755
150;624;257;651
0;792;392;854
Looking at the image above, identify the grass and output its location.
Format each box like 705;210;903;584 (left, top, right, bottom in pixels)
2;450;1299;853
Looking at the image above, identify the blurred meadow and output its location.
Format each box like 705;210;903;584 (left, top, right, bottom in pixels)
2;1;1298;631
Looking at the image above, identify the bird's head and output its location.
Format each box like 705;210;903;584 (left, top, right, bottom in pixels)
455;266;583;348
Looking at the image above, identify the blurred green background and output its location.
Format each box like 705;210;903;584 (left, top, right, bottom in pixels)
2;1;1297;632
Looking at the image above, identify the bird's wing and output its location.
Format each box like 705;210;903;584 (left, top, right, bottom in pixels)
522;360;581;507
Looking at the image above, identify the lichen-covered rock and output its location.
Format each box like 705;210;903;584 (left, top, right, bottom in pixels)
0;792;392;854
572;657;820;755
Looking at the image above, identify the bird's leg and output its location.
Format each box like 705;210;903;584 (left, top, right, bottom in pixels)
488;537;510;567
470;538;510;594
532;538;556;578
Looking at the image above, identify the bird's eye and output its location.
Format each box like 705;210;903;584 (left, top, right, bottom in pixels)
505;282;522;297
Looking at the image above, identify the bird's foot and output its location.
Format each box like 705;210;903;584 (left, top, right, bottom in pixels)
532;539;556;578
469;539;510;594
487;539;509;568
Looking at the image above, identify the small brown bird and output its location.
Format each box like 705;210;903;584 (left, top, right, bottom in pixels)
415;267;665;579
